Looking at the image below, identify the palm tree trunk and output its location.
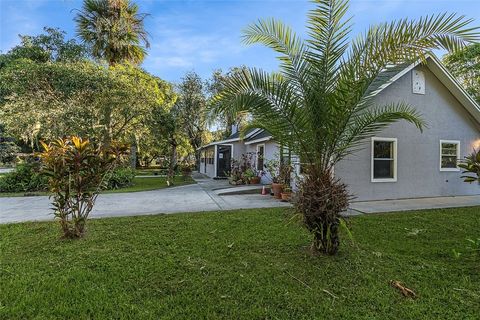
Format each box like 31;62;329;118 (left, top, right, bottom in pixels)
312;219;340;255
295;169;349;256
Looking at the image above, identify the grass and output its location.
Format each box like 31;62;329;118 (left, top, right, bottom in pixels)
136;167;167;176
1;207;479;319
0;175;195;197
106;175;195;193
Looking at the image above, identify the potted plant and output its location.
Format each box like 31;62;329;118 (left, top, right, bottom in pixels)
280;185;292;202
264;159;283;198
242;168;255;184
250;175;261;184
264;158;293;199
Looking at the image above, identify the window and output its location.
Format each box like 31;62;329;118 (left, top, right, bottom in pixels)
371;137;397;182
200;151;205;163
440;140;460;171
257;144;265;171
207;149;214;165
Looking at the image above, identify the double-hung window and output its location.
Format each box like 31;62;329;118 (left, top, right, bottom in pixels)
440;140;460;171
371;137;397;182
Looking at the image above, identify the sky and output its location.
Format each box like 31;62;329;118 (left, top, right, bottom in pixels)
1;0;480;83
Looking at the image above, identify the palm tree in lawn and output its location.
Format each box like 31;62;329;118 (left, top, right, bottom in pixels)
211;0;479;255
74;0;150;66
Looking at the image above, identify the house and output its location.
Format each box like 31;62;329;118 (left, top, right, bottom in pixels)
199;128;277;183
198;55;480;201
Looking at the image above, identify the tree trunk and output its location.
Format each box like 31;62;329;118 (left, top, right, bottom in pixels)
167;140;177;186
130;136;137;169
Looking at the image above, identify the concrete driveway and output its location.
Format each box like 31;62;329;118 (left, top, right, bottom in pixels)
0;177;291;224
2;173;479;224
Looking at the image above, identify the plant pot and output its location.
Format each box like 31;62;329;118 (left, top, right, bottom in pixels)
280;192;292;202
249;176;261;184
271;183;283;199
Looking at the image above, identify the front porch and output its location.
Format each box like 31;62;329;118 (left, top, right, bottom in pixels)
199;144;233;179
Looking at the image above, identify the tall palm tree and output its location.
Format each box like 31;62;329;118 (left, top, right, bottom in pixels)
211;0;479;255
75;0;150;65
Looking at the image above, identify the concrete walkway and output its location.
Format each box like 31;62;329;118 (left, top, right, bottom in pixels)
0;175;290;224
0;168;13;174
350;195;480;213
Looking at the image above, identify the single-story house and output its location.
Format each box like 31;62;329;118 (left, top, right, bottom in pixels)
198;55;480;201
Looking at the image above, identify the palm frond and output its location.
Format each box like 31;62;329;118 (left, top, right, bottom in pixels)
242;18;310;96
74;0;149;64
334;102;426;162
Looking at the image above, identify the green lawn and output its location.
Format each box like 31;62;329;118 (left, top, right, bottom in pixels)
135;167;167;176
105;175;195;193
1;207;479;319
0;175;195;197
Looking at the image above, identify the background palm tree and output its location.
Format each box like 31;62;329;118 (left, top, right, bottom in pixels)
75;0;150;66
75;0;150;166
211;0;479;255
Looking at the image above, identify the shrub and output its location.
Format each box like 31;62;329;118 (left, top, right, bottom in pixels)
0;162;48;193
0;140;20;165
40;137;127;238
459;150;480;183
105;167;136;190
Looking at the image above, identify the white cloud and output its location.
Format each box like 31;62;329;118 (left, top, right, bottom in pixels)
145;28;245;74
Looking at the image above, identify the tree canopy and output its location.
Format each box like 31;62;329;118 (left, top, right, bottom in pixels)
207;67;250;138
0;59;172;148
444;43;480;104
0;27;89;67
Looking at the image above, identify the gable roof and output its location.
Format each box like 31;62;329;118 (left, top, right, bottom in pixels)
244;129;273;144
375;54;480;124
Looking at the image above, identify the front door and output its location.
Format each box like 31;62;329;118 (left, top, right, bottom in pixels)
217;145;232;177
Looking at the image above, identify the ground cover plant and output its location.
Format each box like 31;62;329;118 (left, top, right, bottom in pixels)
0;207;479;319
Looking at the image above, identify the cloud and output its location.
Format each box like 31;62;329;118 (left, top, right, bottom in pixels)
145;23;246;74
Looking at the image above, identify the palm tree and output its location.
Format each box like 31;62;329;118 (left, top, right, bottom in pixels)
211;0;479;255
74;0;150;65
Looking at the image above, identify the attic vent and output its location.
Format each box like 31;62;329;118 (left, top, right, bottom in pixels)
412;69;425;95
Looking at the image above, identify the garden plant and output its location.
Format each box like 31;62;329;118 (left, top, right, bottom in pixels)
40;136;127;238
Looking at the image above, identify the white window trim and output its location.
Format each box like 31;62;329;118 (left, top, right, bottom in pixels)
371;137;398;183
439;140;460;172
256;143;265;171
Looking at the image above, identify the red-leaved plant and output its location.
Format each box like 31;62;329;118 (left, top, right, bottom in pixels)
40;136;127;238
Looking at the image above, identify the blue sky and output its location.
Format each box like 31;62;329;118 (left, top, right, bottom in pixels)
1;0;479;83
